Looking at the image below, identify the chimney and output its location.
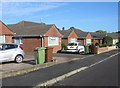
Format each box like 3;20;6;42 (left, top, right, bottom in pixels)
62;27;65;30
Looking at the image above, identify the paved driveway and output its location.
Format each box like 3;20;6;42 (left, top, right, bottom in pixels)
0;52;88;74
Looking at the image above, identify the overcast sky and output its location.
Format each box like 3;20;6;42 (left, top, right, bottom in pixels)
0;2;118;32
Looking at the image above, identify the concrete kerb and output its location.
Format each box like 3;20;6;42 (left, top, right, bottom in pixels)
1;61;57;79
34;67;88;87
1;55;94;79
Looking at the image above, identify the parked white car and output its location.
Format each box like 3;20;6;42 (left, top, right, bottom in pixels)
66;42;85;53
0;43;25;63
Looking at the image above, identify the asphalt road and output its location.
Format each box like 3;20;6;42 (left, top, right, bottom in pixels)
54;52;119;86
1;49;119;87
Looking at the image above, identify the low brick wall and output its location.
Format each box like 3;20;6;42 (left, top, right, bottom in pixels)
94;46;117;54
97;47;108;54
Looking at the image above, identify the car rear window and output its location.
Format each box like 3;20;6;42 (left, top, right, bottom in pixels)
68;43;77;46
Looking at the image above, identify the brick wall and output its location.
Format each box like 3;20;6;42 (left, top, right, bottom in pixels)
85;32;92;45
62;38;68;45
68;31;78;43
93;39;103;45
5;35;13;43
93;39;99;45
44;25;62;53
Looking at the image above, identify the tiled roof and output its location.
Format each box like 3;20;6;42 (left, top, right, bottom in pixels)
60;27;88;38
91;32;119;39
90;32;106;39
0;21;14;35
107;33;119;39
59;29;73;38
7;20;54;37
73;29;88;38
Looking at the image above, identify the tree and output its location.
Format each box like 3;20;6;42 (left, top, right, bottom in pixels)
102;36;113;46
96;30;107;33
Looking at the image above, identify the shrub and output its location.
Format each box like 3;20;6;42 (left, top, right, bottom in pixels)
102;36;113;46
61;42;67;50
95;43;99;46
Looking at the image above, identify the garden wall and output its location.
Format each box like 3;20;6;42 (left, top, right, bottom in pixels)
94;46;117;54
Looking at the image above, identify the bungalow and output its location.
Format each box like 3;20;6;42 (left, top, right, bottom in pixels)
107;33;119;45
90;32;106;45
91;32;120;45
7;21;62;53
59;28;78;45
0;21;14;43
60;27;92;45
73;28;92;45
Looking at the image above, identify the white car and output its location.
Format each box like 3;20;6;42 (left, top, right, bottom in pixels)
0;43;25;63
66;42;85;53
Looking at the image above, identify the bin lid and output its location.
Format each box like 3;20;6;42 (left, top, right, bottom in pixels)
34;47;39;51
38;47;46;50
34;47;46;51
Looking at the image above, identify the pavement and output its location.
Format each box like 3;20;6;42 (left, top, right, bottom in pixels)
1;49;119;87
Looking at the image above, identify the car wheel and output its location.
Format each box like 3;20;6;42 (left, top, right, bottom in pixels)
79;50;84;54
78;50;81;54
15;55;23;63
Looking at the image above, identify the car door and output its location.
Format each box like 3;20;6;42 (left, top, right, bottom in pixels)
0;44;6;62
2;44;16;62
78;43;84;51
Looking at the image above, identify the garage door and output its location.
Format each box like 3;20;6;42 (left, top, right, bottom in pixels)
0;35;5;43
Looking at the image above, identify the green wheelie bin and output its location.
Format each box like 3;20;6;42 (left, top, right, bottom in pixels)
34;47;46;64
84;45;89;54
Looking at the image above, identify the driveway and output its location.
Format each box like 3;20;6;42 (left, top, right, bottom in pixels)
0;52;89;75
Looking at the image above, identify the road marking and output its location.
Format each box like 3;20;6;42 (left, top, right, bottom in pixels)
34;52;119;87
89;52;120;68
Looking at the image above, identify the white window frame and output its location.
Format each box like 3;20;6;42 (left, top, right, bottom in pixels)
14;37;23;44
48;37;59;46
70;38;77;43
86;39;91;44
0;35;5;43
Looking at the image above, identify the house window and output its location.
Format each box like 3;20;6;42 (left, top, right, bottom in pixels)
0;35;5;43
86;39;91;44
70;38;77;43
48;37;59;46
14;37;23;44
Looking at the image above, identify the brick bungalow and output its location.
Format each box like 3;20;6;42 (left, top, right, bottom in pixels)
0;21;14;43
7;21;62;53
59;28;78;45
91;32;119;45
90;32;106;45
60;27;92;45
